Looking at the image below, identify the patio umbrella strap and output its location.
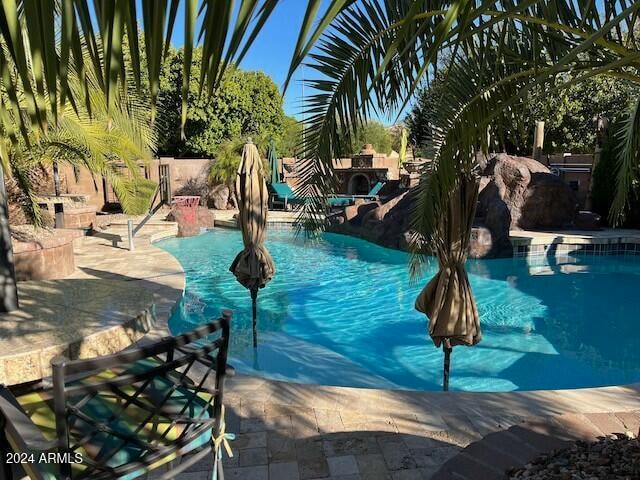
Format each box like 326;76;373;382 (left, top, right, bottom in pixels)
229;245;274;289
417;263;481;347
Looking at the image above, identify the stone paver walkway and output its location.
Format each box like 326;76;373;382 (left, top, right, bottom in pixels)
158;374;640;479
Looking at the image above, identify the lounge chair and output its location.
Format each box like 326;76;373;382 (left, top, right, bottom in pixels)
327;181;386;208
268;182;304;210
0;311;234;480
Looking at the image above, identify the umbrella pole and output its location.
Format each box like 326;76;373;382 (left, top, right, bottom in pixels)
443;345;452;391
251;287;258;348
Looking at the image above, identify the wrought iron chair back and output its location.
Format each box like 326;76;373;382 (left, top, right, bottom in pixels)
1;310;231;480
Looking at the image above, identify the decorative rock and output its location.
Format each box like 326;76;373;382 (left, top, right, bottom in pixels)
209;184;230;210
172;206;215;237
508;435;640;479
479;153;578;230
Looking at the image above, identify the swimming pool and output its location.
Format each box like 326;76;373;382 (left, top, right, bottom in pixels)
158;228;640;392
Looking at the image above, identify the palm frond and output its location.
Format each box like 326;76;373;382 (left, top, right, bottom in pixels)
0;0;294;140
611;95;640;224
293;0;640;241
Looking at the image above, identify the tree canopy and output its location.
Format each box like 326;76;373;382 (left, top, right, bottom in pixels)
407;73;639;156
337;121;393;156
155;47;288;158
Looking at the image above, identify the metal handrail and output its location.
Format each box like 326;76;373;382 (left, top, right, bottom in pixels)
128;168;170;251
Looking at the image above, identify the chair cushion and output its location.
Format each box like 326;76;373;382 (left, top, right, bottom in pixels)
17;358;213;479
269;182;295;198
328;197;354;207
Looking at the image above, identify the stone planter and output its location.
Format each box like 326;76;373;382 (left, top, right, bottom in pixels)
12;229;81;280
63;206;97;230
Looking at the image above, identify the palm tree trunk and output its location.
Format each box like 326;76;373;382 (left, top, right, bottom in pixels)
0;162;19;312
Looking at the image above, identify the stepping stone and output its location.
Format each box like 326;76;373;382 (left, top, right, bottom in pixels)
432;452;504;480
480;429;539;459
508;424;571;453
462;437;527;471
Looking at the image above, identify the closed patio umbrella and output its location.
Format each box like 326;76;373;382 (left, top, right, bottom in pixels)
415;175;481;391
268;139;279;185
230;142;275;348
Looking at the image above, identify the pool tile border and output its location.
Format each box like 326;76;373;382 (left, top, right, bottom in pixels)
514;241;640;257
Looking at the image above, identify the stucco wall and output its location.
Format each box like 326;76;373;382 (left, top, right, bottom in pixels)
152;157;212;196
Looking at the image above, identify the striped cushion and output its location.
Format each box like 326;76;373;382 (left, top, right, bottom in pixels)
17;358;213;479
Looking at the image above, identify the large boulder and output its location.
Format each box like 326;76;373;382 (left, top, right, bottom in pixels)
343;200;380;224
574;210;602;230
328;191;415;250
479;153;577;230
362;191;409;227
327;153;577;258
208;184;230;210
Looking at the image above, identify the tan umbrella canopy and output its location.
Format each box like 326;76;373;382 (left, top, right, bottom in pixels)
229;142;275;348
415;175;481;390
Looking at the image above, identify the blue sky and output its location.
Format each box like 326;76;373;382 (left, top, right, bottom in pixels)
165;0;402;125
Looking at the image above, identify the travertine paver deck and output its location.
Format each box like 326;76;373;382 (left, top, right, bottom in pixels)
0;221;183;385
163;374;640;479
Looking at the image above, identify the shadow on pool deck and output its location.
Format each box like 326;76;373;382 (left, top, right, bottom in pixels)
142;369;640;479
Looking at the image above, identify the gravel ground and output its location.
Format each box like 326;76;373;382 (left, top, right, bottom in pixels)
10;224;58;242
508;431;640;480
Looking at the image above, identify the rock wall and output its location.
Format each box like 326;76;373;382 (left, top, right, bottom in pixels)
328;154;579;258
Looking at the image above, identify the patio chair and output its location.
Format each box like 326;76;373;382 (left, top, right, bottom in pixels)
268;182;304;210
0;311;233;480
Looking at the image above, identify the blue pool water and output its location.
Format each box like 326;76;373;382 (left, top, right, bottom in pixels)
159;229;640;392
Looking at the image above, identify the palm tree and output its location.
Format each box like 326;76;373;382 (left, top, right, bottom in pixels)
283;0;640;387
287;1;640;229
0;0;337;312
3;69;157;223
2;1;637;305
